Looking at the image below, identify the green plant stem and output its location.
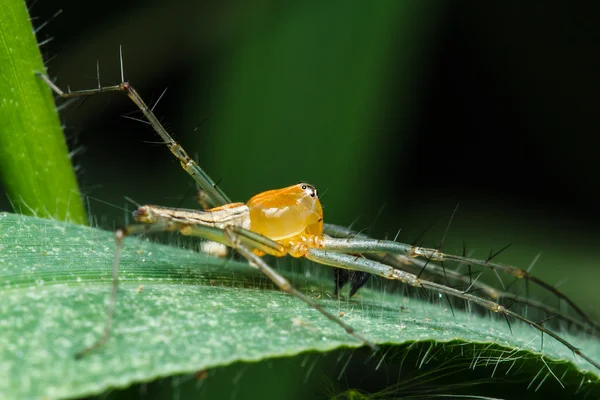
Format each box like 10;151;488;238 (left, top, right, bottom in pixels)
0;0;86;224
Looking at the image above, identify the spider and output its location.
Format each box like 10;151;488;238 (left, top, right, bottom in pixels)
36;51;600;369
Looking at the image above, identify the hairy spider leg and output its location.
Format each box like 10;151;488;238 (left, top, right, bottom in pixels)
323;224;600;335
318;233;600;333
304;248;600;370
36;67;231;207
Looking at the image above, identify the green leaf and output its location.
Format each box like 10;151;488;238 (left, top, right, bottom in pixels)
0;0;86;224
1;212;599;399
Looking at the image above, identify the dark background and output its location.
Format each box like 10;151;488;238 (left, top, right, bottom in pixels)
24;1;600;309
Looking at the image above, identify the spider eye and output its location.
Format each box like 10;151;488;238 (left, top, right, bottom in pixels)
300;183;318;198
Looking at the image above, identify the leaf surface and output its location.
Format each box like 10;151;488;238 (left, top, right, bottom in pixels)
1;213;599;399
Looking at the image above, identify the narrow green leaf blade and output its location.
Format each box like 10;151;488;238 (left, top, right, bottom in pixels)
0;0;86;224
1;213;598;399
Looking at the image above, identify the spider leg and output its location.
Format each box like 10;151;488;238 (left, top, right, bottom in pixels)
75;220;175;359
223;227;378;351
305;248;600;371
320;231;600;333
324;224;599;333
36;56;232;207
373;251;597;334
324;223;500;300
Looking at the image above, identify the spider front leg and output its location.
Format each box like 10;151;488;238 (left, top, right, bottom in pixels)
36;54;232;207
